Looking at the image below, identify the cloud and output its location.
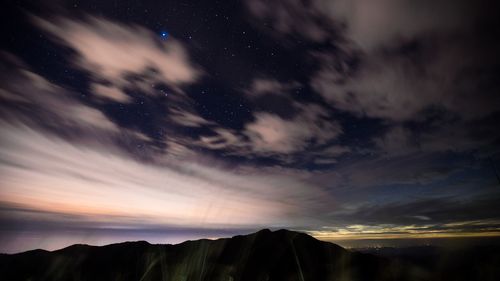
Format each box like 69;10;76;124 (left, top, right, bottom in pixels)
244;108;340;154
373;115;500;159
245;78;301;97
312;36;500;122
34;15;201;92
314;0;475;50
13;14;350;166
312;51;436;121
1;50;339;240
0;52;175;166
246;0;484;49
310;145;351;165
199;127;244;150
197;102;343;160
0;51;332;228
245;112;308;154
374;126;417;157
168;108;216;128
0;54;118;135
0;202;259;253
307;192;500;242
311;152;475;191
1;48;343;168
246;0;500;124
326;194;500;226
0;123;332;231
91;83;131;103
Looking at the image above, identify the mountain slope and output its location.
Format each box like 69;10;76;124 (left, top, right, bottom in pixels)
0;229;416;281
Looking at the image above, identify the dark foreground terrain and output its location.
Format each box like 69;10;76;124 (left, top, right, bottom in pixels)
358;243;500;281
0;229;499;281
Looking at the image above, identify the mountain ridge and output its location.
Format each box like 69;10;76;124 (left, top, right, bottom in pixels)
3;229;300;255
1;228;407;281
3;229;498;281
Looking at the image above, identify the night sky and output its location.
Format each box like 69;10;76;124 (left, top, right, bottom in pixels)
1;0;500;253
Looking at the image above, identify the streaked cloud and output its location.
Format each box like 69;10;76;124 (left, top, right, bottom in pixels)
34;16;202;91
0;123;331;229
245;78;301;98
314;0;475;50
311;37;500;122
91;83;131;103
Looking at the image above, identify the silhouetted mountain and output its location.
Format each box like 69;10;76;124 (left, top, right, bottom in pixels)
0;229;498;281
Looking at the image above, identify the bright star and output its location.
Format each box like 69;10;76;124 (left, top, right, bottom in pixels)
160;31;169;39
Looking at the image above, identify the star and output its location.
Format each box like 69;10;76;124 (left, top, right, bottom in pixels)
160;31;169;39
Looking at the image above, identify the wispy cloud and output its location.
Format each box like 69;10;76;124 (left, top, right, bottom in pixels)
34;16;202;92
0;122;331;229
